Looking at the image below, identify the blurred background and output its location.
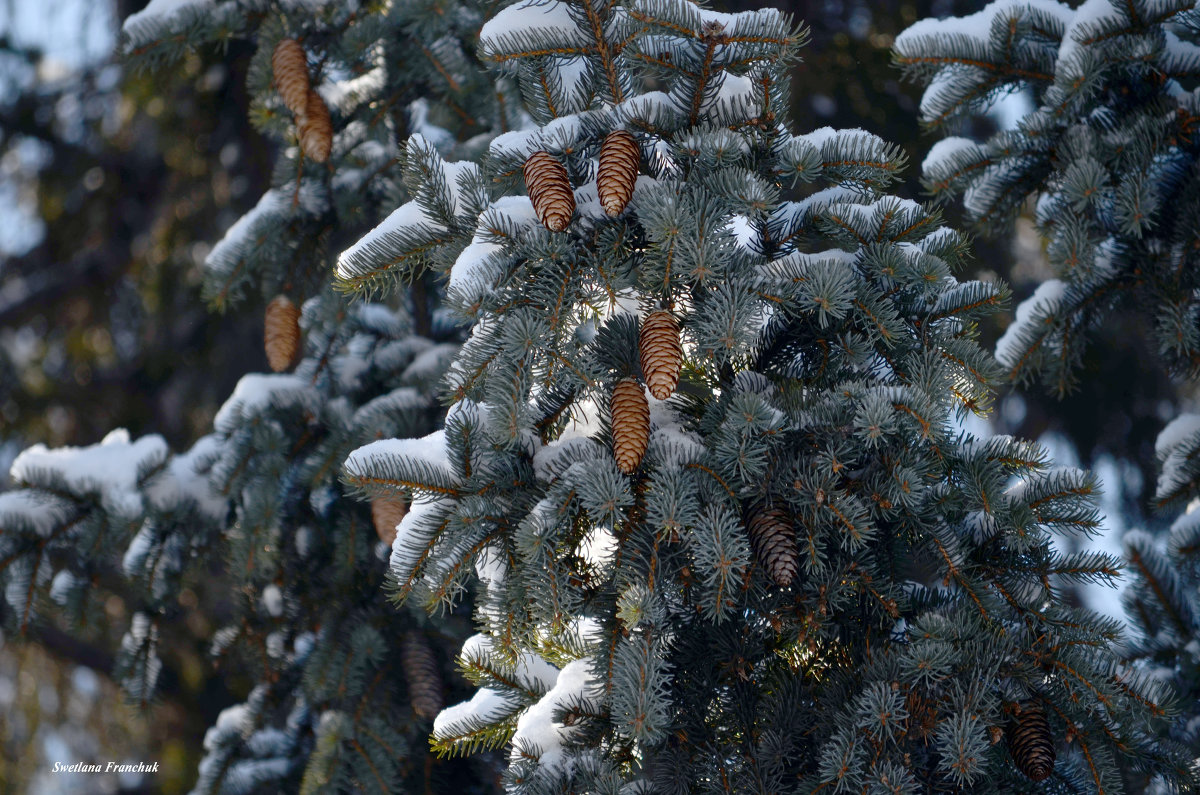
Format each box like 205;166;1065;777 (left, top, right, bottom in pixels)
0;0;1184;791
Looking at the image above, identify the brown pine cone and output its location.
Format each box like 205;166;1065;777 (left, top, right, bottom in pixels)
272;38;310;117
264;295;302;372
597;130;640;216
1007;701;1056;782
400;631;444;720
298;89;332;162
747;505;798;587
639;311;682;400
370;496;407;546
611;377;650;474
523;150;574;232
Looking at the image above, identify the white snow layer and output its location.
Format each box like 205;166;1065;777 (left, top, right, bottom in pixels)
479;0;589;54
213;374;320;437
922;137;983;176
434;631;598;773
448;196;540;299
895;0;1073;54
207;186;325;276
1155;414;1200;458
318;65;387;115
122;0;213;45
579;526;618;570
0;489;75;538
336;139;478;282
433;686;521;740
510;658;597;771
387;496;453;582
994;279;1066;368
145;434;226;519
1155;414;1200;500
347;430;455;482
336;200;445;282
10;429;168;522
1057;0;1116;72
466;633;560;692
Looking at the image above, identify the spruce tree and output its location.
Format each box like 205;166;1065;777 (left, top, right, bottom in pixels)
0;0;511;791
337;0;1186;790
896;0;1200;786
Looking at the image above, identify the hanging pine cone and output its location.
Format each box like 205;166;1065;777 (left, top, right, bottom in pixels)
523;150;574;232
639;310;682;400
298;90;332;162
271;38;310;116
264;295;302;372
400;631;444;721
597;130;640;216
747;505;799;587
611;377;650;474
370;496;407;546
1007;701;1056;782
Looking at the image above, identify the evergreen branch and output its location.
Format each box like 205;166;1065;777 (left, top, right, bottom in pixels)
582;0;623;102
487;47;593;63
350;737;389;792
1125;544;1192;636
687;32;719;127
892;54;1053;84
344;474;461;498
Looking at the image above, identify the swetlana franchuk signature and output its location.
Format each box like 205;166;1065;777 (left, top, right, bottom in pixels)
52;762;159;774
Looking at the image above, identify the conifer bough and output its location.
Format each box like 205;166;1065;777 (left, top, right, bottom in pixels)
1007;701;1056;782
271;38;309;117
597;130;639;216
639;310;682;400
263;294;301;372
523;150;574;231
610;377;650;474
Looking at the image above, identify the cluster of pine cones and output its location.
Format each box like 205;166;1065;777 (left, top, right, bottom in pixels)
523;129;640;231
523;133;812;593
272;38;332;162
609;310;683;474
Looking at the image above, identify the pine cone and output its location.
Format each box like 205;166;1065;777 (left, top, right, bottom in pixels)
264;295;302;372
747;505;798;587
271;38;310;116
611;377;650;474
1007;701;1056;782
597;130;639;216
639;310;682;400
400;631;444;720
370;496;407;546
298;90;332;163
523;150;574;232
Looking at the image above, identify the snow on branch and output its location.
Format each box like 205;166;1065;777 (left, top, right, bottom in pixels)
122;0;218;50
509;658;598;771
336;136;480;291
994;279;1066;372
10;429;169;522
343;431;460;499
1155;413;1200;506
479;0;592;65
213;374;320;437
144;434;227;519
